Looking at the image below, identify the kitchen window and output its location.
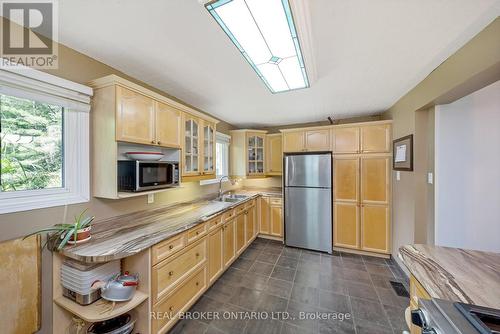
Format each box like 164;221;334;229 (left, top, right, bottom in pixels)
0;63;93;214
200;132;230;185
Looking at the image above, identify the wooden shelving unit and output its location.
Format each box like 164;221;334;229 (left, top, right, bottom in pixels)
54;292;148;323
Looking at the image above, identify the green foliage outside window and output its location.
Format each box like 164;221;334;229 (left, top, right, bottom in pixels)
0;94;63;192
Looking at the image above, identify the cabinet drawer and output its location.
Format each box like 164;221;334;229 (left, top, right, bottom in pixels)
245;199;256;209
208;215;223;231
151;232;186;266
187;223;207;244
235;204;246;215
152;266;207;334
269;197;282;206
152;239;207;305
223;209;235;222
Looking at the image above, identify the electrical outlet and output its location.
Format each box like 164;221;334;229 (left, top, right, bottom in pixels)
147;194;154;204
396;171;401;181
427;172;433;184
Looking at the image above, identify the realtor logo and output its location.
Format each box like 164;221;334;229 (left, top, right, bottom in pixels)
0;0;58;68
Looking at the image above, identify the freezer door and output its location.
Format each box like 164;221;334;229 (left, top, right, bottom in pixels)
285;187;332;253
285;154;332;188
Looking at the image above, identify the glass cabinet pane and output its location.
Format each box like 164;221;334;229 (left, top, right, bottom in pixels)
256;136;263;147
256;148;264;161
257;161;264;173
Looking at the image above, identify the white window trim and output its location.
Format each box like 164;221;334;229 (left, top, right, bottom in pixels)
0;63;93;214
200;132;231;186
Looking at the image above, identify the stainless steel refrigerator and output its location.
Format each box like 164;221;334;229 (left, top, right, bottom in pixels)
284;153;332;253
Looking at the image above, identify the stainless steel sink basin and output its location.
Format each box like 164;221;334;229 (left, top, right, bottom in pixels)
215;194;248;203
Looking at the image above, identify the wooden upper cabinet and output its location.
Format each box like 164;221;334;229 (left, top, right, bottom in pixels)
202;121;216;175
361;204;389;253
247;133;265;175
333;127;360;153
155;101;181;148
334;202;359;249
334;157;359;202
266;134;282;175
305;129;330;151
115;86;154;144
283;130;305;152
361;156;390;204
361;124;390;153
182;115;201;176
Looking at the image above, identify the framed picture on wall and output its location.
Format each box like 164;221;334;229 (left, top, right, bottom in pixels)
393;134;413;171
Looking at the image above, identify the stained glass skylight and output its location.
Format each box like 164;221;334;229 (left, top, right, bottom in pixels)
205;0;310;93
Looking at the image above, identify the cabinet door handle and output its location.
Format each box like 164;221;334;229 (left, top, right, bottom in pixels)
169;245;174;250
196;282;199;286
168;271;174;276
169;306;174;311
196;231;200;235
195;252;200;257
151;140;155;144
157;141;161;145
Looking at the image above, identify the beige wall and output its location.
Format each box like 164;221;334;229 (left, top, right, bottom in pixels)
382;18;500;268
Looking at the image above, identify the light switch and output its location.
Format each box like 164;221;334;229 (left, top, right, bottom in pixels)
396;171;401;181
427;172;433;184
148;193;155;204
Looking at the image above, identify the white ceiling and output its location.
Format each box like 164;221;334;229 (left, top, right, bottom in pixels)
58;0;500;127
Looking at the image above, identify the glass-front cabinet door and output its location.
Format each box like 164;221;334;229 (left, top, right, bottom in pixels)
247;134;265;175
184;116;200;175
202;121;215;175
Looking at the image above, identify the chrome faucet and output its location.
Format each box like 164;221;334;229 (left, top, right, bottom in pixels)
218;176;230;198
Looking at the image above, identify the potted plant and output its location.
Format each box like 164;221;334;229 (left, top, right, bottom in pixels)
23;209;95;250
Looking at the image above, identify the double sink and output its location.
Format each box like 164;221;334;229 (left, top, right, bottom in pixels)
214;193;249;203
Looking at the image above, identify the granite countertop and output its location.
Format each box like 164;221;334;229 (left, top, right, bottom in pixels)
399;244;500;309
61;188;282;263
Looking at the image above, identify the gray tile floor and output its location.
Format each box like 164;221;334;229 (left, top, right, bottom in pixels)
169;238;410;334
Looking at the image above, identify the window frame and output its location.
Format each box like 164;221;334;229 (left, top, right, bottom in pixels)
200;131;230;186
0;64;92;214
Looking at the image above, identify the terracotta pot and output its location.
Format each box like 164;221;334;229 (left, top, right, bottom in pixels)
69;226;92;241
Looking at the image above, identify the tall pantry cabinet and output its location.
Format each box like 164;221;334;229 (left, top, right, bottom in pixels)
333;122;391;255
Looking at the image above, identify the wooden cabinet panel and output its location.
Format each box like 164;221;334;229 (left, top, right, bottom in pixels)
208;227;223;284
283;131;305;152
155;101;181;148
270;201;283;237
152;266;206;334
259;197;270;234
151;232;186;266
151;239;206;304
334;202;359;249
235;213;246;254
245;206;255;244
115;86;154;144
361;124;390;153
202;121;216;175
305;129;330;151
361;204;389;253
223;220;235;267
183;115;201;176
266;134;283;174
333;127;360;153
361;156;390;204
187;222;207;245
334;157;359;202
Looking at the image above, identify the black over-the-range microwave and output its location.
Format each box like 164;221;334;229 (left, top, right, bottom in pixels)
118;160;180;192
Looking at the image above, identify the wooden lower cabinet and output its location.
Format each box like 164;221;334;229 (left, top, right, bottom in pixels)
333;202;359;249
208;227;223;283
409;275;431;334
151;238;206;304
361;204;389;253
258;196;283;239
245;206;255;244
152;266;207;334
259;197;270;234
235;212;246;254
270;199;283;237
223;219;236;267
